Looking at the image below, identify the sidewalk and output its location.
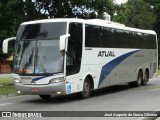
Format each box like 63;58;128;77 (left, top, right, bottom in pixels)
0;73;13;77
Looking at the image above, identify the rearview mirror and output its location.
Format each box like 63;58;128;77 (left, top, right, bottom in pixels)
59;34;70;52
3;37;16;53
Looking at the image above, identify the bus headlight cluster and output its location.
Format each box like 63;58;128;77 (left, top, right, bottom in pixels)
14;77;21;83
49;78;64;84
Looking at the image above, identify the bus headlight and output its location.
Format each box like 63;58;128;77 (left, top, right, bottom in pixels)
14;77;21;83
49;78;64;84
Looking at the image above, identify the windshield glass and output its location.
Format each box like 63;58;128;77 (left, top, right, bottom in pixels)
14;40;63;75
17;22;66;40
14;22;66;75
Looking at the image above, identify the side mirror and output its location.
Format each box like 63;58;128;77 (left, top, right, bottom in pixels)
3;37;16;53
59;34;70;52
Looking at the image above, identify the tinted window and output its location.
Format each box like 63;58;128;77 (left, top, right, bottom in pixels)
85;25;101;47
134;32;145;49
144;34;156;49
17;22;67;40
101;27;115;47
84;24;156;49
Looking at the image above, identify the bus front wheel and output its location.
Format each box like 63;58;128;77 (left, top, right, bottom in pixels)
80;78;91;99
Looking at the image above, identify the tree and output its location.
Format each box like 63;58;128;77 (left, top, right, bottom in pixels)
33;0;114;19
0;0;23;60
143;0;160;67
0;0;45;60
0;0;115;60
144;0;160;35
113;0;156;30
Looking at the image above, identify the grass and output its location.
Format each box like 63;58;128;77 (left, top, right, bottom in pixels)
0;77;16;96
157;69;160;76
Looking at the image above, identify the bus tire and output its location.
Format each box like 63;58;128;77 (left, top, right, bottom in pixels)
39;95;52;100
129;71;142;87
80;77;91;99
142;70;149;85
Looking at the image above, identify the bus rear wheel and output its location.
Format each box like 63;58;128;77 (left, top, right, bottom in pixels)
142;71;149;85
129;71;142;87
80;78;91;99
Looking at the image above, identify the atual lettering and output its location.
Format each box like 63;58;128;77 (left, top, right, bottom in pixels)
98;51;115;57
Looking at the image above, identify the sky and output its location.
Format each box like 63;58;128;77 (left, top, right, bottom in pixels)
114;0;128;4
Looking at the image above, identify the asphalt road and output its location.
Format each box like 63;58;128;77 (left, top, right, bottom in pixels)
0;77;160;120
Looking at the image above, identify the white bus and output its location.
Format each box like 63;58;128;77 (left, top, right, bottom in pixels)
3;18;158;99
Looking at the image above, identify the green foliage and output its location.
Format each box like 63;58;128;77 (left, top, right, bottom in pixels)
0;77;13;85
0;0;23;60
0;77;15;96
113;0;156;30
158;69;160;75
143;0;160;61
33;0;114;19
0;0;114;60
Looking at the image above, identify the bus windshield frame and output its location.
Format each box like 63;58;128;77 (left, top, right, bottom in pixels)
14;22;67;76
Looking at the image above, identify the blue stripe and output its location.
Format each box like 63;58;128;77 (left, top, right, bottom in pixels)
32;76;46;82
98;50;139;87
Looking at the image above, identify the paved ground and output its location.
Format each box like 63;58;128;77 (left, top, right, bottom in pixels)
0;77;160;120
0;73;13;77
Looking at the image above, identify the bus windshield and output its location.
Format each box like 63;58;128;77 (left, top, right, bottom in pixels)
14;22;67;75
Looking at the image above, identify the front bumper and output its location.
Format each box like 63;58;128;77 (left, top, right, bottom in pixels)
14;82;66;95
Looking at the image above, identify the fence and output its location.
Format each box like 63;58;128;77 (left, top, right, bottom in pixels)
0;61;12;73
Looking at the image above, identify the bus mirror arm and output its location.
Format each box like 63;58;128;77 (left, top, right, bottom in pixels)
3;37;16;53
59;34;70;52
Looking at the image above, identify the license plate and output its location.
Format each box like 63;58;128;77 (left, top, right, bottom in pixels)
31;88;40;92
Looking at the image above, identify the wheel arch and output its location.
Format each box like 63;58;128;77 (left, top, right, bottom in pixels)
83;73;94;90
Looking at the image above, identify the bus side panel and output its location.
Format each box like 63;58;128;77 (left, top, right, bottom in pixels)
102;49;157;86
83;48;157;89
82;48;110;89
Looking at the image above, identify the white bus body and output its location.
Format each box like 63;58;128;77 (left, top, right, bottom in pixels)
3;18;158;99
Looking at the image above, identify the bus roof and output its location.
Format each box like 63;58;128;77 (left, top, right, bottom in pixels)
85;19;156;35
21;18;83;25
21;18;156;35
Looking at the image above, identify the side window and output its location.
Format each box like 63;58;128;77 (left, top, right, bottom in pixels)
85;25;101;47
115;29;123;48
128;31;135;48
148;35;156;49
122;31;130;48
135;32;144;49
67;23;83;76
101;27;115;48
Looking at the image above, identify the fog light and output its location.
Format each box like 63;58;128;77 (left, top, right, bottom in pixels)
56;92;61;95
17;91;21;94
14;78;21;83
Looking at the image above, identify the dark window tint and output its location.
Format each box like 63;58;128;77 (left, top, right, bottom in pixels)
85;25;101;47
84;24;156;49
101;27;115;47
134;32;144;49
145;34;156;49
17;22;67;40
